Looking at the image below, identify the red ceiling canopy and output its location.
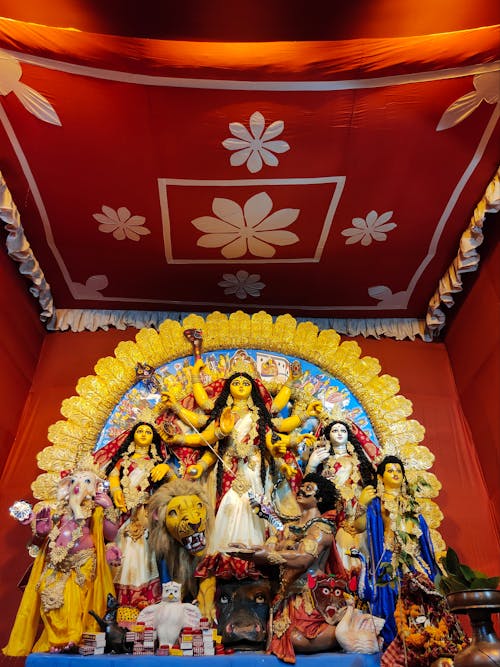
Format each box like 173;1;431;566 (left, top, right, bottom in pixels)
0;11;498;338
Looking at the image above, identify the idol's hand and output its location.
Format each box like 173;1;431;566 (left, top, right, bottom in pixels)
218;406;235;436
269;433;289;457
151;462;171;482
280;462;297;480
192;358;206;375
297;432;316;447
226;543;260;560
105;542;122;566
20;512;34;526
306;445;330;471
94;491;113;509
306;400;323;417
160;390;177;410
358;485;377;507
35;506;52;535
186;464;204;480
112;488;127;513
165;432;182;445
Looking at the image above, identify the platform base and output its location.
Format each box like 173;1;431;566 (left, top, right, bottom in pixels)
26;650;381;667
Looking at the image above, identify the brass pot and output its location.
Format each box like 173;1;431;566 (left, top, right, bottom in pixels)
446;589;500;667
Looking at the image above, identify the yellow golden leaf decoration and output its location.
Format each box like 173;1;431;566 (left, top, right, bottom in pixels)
76;375;115;412
380;395;413;422
366;374;400;402
294;322;320;361
60;396;107;429
350;356;381;387
406;470;441;499
158;318;184;359
399;443;435;469
417;499;444;529
229;311;252;347
333;341;362;374
273;313;299;353
114;340;143;368
47;419;92;448
37;444;79;473
31;471;62;502
250;311;274;347
135;328;169;367
203;312;230;351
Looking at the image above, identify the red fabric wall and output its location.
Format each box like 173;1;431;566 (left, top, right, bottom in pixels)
1;325;499;652
0;249;45;473
445;216;500;554
0;250;44;666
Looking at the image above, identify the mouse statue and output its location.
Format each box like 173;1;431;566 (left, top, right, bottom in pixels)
88;593;131;653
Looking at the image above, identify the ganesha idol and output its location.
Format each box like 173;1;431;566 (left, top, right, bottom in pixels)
3;458;120;656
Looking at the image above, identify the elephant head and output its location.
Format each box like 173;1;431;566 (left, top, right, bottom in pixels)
57;469;103;520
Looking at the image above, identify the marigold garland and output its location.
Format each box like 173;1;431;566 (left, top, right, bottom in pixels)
392;573;469;665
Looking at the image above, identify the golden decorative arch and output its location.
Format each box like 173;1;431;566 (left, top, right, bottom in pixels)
33;310;445;551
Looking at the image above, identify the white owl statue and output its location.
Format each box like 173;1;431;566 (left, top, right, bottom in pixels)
137;582;202;647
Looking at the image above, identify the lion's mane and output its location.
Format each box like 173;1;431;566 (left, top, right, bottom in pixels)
148;479;214;600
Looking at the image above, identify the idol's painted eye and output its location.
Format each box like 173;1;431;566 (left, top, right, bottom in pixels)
219;595;229;604
255;593;266;603
334;589;342;597
168;509;177;517
321;587;330;595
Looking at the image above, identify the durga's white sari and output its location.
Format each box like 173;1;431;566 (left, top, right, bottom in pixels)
208;412;271;553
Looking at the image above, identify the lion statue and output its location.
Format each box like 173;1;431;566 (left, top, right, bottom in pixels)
148;479;215;618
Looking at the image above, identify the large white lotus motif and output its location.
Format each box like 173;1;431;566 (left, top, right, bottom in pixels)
222;111;290;173
192;192;299;259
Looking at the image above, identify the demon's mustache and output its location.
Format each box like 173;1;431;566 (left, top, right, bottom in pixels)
296;490;316;499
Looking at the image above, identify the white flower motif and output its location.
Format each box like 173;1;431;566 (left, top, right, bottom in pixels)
218;270;265;299
222;111;290;173
93;206;150;241
341;210;396;246
192;191;299;259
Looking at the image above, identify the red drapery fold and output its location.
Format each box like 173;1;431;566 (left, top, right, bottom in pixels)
0;19;498;79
